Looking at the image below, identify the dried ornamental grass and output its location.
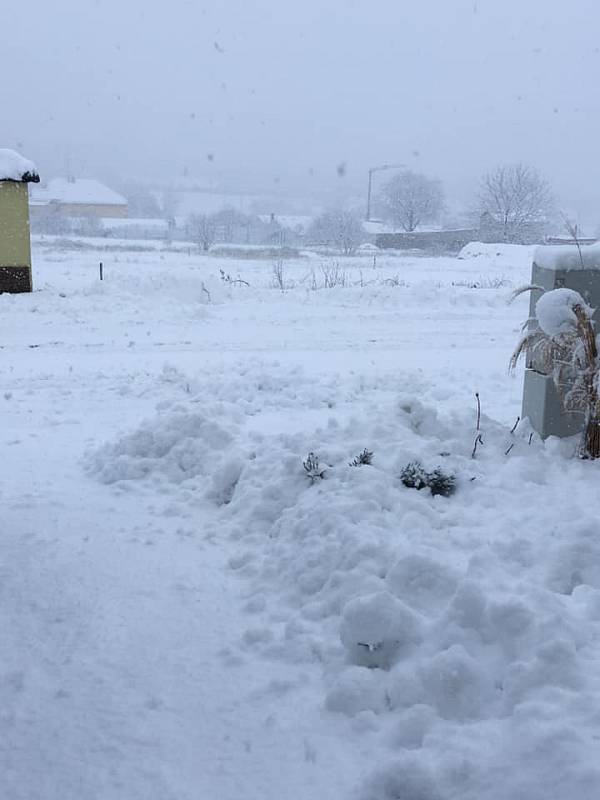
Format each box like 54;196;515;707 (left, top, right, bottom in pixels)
511;287;600;458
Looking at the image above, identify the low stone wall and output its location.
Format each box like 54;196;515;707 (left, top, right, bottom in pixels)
375;229;478;254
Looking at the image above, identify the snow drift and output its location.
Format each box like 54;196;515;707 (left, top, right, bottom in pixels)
87;375;600;800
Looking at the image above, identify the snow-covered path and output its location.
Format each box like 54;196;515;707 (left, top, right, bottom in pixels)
1;351;365;800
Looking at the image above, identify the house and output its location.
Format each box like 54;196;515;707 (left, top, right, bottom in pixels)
0;148;39;292
31;177;128;219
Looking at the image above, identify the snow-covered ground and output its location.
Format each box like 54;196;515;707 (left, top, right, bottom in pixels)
3;238;600;800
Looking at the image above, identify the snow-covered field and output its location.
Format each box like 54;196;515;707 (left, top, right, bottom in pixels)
3;238;600;800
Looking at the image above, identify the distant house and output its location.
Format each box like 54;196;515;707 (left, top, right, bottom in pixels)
31;177;128;219
256;213;313;246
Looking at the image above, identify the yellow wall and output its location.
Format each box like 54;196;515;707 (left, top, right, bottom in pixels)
0;181;32;267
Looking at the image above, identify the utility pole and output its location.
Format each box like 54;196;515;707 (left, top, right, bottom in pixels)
366;163;405;221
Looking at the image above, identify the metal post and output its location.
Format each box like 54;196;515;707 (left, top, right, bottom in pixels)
366;169;373;221
365;163;405;223
99;261;103;281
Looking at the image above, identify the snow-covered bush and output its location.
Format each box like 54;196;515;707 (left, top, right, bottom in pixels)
400;461;456;496
511;286;600;458
303;452;327;482
399;461;429;490
306;209;364;255
349;448;374;467
426;467;456;497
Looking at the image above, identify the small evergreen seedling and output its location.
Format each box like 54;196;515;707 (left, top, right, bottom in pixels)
349;449;374;467
400;461;456;497
400;461;429;491
427;467;456;497
303;452;326;482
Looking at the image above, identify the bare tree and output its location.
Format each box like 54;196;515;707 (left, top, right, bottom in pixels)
562;213;585;269
186;213;217;251
379;170;444;231
478;163;555;243
307;209;364;255
211;207;250;243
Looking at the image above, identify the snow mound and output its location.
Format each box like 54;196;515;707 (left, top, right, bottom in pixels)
340;591;422;669
458;241;535;263
325;666;389;715
213;388;600;799
0;148;39;182
359;757;443;800
80;361;600;799
535;288;593;336
86;406;235;485
420;644;489;720
386;554;458;613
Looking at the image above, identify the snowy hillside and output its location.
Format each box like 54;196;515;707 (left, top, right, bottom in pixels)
3;239;599;800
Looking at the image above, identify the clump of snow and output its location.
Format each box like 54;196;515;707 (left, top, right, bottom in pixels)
325;666;388;715
388;704;438;749
85;406;235;485
546;522;600;595
534;288;593;336
340;591;422;669
503;638;582;708
386;554;458;613
359;756;443;800
0;148;38;182
206;457;245;505
459;241;536;263
420;644;489;720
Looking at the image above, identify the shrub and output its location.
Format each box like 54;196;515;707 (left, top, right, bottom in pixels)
399;461;429;491
400;461;456;497
303;452;326;482
427;467;456;497
349;449;374;467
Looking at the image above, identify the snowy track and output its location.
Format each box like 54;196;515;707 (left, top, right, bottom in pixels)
1;357;360;800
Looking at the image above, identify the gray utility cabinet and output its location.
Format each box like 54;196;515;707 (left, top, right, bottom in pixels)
523;246;600;438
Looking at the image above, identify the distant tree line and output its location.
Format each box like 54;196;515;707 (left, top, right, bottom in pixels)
372;163;556;244
31;163;559;249
186;208;303;250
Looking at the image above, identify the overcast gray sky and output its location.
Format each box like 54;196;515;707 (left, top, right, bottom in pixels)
4;0;600;219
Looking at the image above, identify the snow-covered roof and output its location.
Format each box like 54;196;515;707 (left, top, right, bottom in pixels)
31;178;126;207
0;148;39;183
